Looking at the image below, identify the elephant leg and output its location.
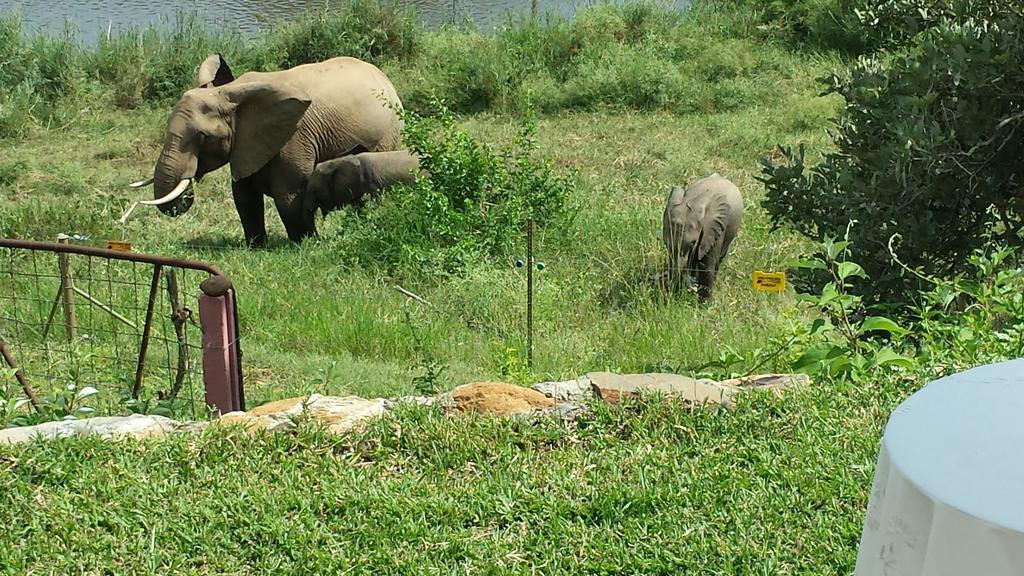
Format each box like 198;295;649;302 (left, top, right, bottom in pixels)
274;192;317;243
266;160;317;243
232;180;267;248
697;254;720;301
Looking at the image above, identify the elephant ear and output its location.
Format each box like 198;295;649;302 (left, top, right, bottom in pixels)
698;194;731;261
196;54;234;88
222;81;312;182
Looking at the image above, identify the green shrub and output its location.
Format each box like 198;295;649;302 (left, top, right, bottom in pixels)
77;11;248;107
330;102;575;276
690;227;916;382
851;0;1022;52
906;246;1024;376
720;0;1024;54
396;32;519;114
0;86;37;139
559;44;684;111
137;13;247;102
712;0;862;51
87;30;147;108
761;11;1024;302
0;13;81;127
257;0;419;70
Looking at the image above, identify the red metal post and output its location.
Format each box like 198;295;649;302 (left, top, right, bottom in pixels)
198;276;242;416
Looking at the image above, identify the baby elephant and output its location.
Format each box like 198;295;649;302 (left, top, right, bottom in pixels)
662;173;744;301
307;150;421;215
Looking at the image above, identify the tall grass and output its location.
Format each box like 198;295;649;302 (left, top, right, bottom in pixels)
0;0;841;404
0;0;818;130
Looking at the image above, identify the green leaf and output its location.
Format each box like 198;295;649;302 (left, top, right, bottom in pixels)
836;261;867;281
825;239;850;261
858;316;908;336
870;348;917;369
826;356;852;375
809;318;834;336
75;386;99;401
792;343;841;373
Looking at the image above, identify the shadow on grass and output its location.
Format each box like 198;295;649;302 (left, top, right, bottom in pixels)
181;233;295;253
600;262;677;310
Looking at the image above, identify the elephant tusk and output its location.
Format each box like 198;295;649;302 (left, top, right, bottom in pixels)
140;179;191;206
129;176;154;188
118;201;140;225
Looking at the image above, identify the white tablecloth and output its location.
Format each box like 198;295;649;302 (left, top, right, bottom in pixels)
854;359;1024;575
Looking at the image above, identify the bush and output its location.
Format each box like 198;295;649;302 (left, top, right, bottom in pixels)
907;246;1024;377
398;1;783;116
0;13;82;129
256;0;419;70
330;102;575;276
851;0;1022;52
722;0;1021;54
760;9;1024;303
136;13;247;102
80;12;247;108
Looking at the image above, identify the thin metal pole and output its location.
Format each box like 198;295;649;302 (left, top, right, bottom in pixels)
70;285;138;329
527;218;534;370
532;0;538;20
165;269;188;400
132;264;162;399
56;234;76;344
40;284;63;340
0;339;41;411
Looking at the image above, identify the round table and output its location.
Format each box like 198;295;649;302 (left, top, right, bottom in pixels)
854;359;1024;575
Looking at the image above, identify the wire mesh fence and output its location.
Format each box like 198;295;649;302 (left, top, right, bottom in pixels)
0;236;242;421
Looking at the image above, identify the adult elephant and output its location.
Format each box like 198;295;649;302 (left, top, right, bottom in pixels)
130;54;403;246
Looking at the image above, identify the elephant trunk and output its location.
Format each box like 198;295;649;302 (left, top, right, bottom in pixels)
151;143;196;217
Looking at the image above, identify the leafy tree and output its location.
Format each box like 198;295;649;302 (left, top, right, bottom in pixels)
761;5;1024;302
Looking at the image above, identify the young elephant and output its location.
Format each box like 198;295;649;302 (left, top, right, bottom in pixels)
662;173;744;300
306;149;421;216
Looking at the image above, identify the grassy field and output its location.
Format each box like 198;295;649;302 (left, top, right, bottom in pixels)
0;2;841;406
0;2;924;573
0;382;912;574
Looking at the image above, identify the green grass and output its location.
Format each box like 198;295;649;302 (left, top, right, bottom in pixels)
0;1;969;573
0;381;912;574
0;1;842;405
0;4;842;411
0;87;838;405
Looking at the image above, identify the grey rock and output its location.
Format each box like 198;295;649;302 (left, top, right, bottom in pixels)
0;414;179;445
385;395;438;409
531;376;594;402
586;371;811;408
217;394;387;434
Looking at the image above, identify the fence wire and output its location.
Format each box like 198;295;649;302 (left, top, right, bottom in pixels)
0;244;215;420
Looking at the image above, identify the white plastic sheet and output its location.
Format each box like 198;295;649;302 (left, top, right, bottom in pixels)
854;360;1024;575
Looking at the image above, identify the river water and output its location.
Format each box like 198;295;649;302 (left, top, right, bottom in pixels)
0;0;688;43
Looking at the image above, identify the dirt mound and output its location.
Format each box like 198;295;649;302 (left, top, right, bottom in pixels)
448;382;555;415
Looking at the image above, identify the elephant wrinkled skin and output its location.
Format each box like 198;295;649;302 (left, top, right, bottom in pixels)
306;149;421;216
133;54;403;247
662;173;744;300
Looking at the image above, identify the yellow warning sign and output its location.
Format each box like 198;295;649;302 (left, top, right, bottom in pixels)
752;271;786;292
106;240;132;253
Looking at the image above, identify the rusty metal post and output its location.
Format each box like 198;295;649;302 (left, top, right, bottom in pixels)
198;275;242;416
56;234;76;344
527;218;534;370
132;264;162;399
165;269;189;399
0;339;40;411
